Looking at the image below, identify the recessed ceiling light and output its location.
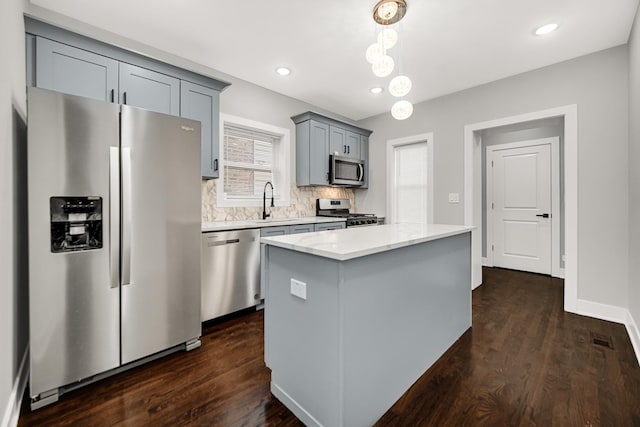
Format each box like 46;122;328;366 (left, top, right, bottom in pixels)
535;23;559;36
370;87;384;94
275;67;291;76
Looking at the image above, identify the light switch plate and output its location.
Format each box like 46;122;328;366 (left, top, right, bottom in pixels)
290;278;307;300
448;193;460;203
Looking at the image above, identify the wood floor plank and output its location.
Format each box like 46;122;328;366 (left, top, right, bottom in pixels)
19;268;640;426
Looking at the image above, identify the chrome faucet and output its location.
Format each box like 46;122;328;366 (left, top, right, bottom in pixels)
262;181;274;220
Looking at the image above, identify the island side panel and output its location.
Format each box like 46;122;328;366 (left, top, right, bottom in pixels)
340;232;472;427
264;245;342;427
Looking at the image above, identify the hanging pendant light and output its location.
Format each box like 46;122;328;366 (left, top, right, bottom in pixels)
372;55;395;78
365;42;385;64
391;100;413;120
388;75;412;97
377;28;398;50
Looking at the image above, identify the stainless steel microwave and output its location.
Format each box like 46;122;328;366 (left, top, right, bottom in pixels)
330;154;365;186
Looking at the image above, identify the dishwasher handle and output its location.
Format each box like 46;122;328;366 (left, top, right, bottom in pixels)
207;238;240;247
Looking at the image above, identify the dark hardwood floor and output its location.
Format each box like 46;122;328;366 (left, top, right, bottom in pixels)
19;268;640;426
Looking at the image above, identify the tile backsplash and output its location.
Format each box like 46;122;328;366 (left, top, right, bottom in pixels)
202;181;355;222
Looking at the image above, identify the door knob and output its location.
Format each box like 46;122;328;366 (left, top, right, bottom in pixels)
535;213;550;218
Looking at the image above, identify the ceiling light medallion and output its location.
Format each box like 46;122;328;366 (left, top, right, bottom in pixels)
366;0;413;120
373;0;407;25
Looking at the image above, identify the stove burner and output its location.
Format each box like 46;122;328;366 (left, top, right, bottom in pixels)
316;199;378;227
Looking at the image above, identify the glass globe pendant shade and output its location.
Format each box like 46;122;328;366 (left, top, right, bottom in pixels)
377;1;398;21
388;75;412;97
391;100;413;120
365;42;385;64
377;28;398;50
372;55;395;78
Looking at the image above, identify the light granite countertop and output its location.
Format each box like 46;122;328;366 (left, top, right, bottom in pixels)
202;216;347;232
261;223;474;261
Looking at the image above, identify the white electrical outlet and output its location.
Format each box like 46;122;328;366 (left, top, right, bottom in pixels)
290;278;307;300
448;193;460;203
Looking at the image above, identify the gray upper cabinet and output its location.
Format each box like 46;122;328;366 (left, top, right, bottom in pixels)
292;111;372;187
296;119;330;186
35;37;118;103
119;63;179;115
26;19;230;180
180;81;220;179
329;126;360;158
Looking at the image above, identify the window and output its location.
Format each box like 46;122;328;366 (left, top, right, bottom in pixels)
217;114;290;207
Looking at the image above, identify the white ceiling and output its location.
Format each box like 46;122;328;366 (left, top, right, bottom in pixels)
29;0;639;121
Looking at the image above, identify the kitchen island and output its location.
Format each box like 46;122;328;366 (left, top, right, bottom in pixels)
261;223;473;427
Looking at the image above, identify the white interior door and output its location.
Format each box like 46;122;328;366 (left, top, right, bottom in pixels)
490;143;552;274
390;141;429;223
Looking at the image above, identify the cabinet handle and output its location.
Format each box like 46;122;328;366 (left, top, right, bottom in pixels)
347;146;350;154
214;159;218;171
326;172;329;182
110;89;114;103
343;145;347;154
123;91;127;105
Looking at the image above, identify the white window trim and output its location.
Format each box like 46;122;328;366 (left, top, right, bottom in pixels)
386;133;434;224
217;113;290;208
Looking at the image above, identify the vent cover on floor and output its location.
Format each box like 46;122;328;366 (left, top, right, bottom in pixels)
590;332;614;349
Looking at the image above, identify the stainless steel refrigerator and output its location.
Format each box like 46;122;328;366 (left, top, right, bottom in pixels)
27;87;202;409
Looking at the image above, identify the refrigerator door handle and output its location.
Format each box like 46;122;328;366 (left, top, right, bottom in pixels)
109;147;120;288
122;147;132;286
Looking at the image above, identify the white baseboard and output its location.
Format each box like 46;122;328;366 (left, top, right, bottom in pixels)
1;347;28;427
626;310;640;367
481;257;491;267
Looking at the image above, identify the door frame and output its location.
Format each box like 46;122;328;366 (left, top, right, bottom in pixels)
485;137;562;278
464;105;577;314
386;132;434;224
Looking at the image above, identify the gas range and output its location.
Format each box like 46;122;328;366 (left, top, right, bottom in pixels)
316;198;378;227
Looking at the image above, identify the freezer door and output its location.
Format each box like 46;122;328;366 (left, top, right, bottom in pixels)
120;105;202;364
27;87;121;397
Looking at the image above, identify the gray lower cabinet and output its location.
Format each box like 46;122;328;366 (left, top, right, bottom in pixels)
290;224;315;234
119;63;180;115
180;81;220;179
292;111;372;187
260;226;290;237
35;37;118;103
314;222;346;231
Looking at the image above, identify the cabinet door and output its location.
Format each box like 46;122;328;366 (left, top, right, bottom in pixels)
119;63;179;115
290;224;315;234
345;131;361;158
260;226;290;237
181;81;220;179
314;222;346;231
35;37;118;102
360;135;369;189
310;120;330;185
330;126;347;156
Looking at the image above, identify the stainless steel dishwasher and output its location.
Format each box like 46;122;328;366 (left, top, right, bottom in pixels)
201;229;261;321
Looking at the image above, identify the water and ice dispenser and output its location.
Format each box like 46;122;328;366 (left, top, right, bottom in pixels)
50;196;103;253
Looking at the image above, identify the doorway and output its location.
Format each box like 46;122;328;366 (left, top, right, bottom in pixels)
463;104;578;313
486;138;561;276
386;133;434;224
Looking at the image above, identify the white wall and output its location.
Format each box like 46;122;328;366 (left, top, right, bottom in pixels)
628;6;640;341
0;0;29;425
357;46;629;308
